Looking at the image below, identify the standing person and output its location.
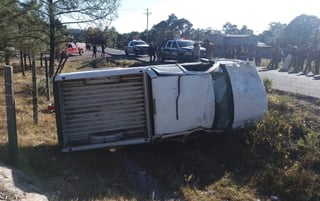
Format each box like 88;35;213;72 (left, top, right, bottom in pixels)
148;43;156;63
267;45;281;70
92;44;97;58
204;39;215;60
86;43;91;51
290;46;298;71
303;47;315;75
155;42;162;63
101;44;105;57
254;47;262;66
293;48;306;73
192;42;200;62
314;49;320;75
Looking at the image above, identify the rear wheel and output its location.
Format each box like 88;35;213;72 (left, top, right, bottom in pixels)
177;54;184;63
161;55;166;63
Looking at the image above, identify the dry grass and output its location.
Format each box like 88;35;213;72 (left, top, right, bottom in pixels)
0;58;319;201
0;64;57;149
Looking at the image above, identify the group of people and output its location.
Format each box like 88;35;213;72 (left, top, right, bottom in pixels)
91;44;105;58
89;39;216;63
270;45;320;75
267;45;281;70
191;39;215;62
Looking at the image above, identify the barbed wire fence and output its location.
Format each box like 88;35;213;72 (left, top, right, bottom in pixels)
1;57;52;156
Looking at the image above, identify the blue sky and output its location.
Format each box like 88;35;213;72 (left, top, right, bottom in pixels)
107;0;320;34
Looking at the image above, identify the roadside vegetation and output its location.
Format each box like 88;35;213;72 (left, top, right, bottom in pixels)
0;58;319;201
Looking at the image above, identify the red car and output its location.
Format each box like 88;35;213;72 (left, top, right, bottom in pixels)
65;42;86;56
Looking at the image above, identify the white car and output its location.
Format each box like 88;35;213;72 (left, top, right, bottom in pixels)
160;39;206;62
124;39;149;56
53;59;267;152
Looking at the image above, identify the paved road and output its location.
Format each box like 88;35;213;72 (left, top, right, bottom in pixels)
258;67;320;99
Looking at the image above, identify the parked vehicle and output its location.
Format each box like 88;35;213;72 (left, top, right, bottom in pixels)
53;59;267;152
124;40;149;56
160;38;206;62
64;42;86;56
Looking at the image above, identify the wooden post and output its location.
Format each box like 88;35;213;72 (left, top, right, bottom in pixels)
32;59;38;124
4;66;18;156
45;57;50;101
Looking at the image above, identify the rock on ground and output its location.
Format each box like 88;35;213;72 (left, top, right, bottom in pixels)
0;162;48;201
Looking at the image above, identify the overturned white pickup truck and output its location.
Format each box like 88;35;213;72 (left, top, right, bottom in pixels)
53;59;268;152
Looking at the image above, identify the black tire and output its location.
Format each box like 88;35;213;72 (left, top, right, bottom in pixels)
177;54;184;63
161;55;166;63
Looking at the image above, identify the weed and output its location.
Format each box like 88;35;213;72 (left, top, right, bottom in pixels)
263;78;272;93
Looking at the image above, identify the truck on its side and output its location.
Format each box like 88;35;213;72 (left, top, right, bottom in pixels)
64;42;86;56
53;59;267;152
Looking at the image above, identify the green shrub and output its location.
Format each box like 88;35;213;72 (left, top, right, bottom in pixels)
244;94;320;201
263;78;272;93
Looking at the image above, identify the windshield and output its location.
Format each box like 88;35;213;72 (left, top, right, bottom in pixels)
178;40;194;47
135;41;147;45
211;66;233;129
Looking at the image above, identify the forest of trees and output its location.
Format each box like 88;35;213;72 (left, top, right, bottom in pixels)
1;0;320;75
0;0;120;76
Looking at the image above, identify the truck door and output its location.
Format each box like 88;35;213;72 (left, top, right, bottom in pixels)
164;41;172;58
171;41;179;58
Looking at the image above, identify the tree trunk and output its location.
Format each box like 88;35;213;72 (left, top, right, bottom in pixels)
23;52;27;71
20;50;25;76
28;52;32;69
48;0;55;77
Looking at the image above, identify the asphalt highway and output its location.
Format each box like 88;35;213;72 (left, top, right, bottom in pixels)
258;67;320;99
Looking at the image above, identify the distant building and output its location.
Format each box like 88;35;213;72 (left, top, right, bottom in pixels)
212;34;258;46
211;34;271;59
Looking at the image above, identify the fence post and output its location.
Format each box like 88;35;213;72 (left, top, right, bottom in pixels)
32;59;38;124
4;65;18;156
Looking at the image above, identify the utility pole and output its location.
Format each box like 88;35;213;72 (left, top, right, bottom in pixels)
145;8;152;42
